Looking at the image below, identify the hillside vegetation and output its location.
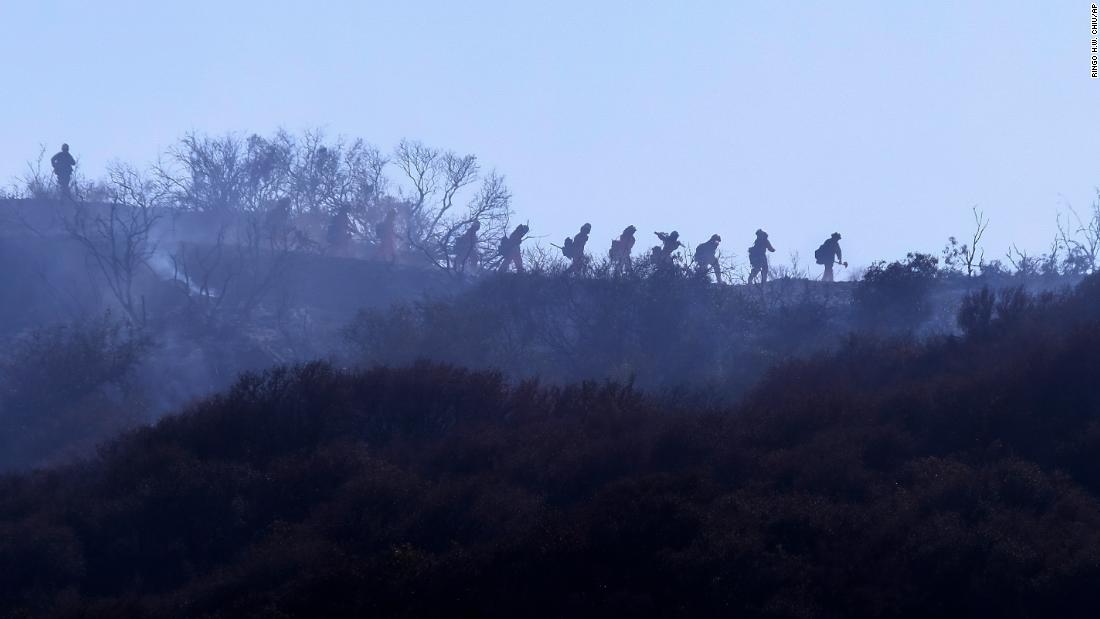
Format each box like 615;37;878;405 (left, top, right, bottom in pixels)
3;130;1097;473
4;276;1100;617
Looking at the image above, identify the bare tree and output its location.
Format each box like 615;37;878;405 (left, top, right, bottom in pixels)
394;139;512;272
170;225;235;319
167;209;303;327
240;132;295;211
158;132;248;213
289;130;340;216
964;206;989;276
393;139;441;219
460;172;513;268
516;240;566;274
68;130;509;284
715;250;745;285
336;139;390;232
432;171;512;273
770;251;808;280
392;139;441;254
230;210;297;319
308;135;389;232
1005;244;1040;277
65;163;164;325
1040;235;1061;276
156;129;392;256
942;206;989;277
1056;191;1100;274
17;146;55;200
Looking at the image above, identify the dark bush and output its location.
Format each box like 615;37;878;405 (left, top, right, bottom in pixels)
342;270;850;399
5;278;1100;616
854;252;939;330
957;286;995;337
0;314;150;470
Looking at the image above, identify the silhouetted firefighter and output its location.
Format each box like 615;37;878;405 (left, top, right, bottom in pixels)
498;224;529;273
50;144;76;200
652;230;682;265
748;229;776;284
694;234;722;281
609;225;637;273
814;232;846;282
453;220;481;271
562;223;591;274
374;207;397;264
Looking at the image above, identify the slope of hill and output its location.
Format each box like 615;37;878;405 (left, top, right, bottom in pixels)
3;277;1100;617
0;196;1084;476
0;198;462;336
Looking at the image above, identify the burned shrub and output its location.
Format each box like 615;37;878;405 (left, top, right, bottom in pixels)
957;286;995;337
854;252;939;330
0;314;149;470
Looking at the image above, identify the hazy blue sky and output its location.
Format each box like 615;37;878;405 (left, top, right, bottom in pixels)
3;1;1097;270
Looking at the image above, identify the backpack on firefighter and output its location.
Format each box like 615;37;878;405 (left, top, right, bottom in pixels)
560;236;575;259
748;243;766;266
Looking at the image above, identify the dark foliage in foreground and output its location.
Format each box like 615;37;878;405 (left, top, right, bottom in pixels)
5;278;1100;617
0;315;149;470
341;254;1073;401
343;270;850;399
854;252;941;327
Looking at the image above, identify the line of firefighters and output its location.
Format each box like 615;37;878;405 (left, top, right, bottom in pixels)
331;207;855;284
49;143;849;282
474;223;848;283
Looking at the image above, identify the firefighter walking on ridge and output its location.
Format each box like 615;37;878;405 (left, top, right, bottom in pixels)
652;230;683;266
814;232;846;282
694;234;723;282
563;223;591;274
454;220;481;272
609;225;637;274
748;229;776;284
498;224;529;273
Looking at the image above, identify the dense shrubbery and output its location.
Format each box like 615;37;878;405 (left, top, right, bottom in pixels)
4;276;1100;616
342;269;845;398
854;252;940;329
341;259;1063;397
0;314;149;470
0;252;1076;472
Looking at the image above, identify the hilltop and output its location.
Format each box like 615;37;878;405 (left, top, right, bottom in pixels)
0;196;1086;471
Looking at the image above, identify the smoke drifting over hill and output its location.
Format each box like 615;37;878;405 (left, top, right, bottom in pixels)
4;277;1100;616
4;129;1100;616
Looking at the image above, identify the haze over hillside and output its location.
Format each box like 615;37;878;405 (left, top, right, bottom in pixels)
5;274;1100;617
1;119;1098;472
4;3;1100;616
